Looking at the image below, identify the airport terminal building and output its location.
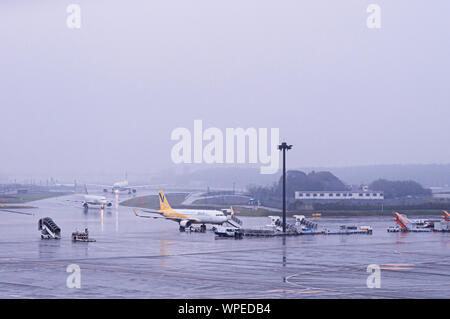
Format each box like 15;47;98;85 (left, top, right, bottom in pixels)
295;190;384;201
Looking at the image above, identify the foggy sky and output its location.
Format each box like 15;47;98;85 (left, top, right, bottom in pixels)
1;1;449;181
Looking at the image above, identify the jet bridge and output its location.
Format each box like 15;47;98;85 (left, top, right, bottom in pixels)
38;217;61;239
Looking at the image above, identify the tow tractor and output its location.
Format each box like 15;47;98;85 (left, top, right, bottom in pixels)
187;224;207;233
72;228;96;242
214;225;243;238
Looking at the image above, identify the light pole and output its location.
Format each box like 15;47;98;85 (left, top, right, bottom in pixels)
278;142;292;233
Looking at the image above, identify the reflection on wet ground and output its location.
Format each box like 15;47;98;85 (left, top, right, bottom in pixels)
0;194;449;298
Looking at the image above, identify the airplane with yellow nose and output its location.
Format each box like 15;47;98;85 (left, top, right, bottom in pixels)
132;190;240;232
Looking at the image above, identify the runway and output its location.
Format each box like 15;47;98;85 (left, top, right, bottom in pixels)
0;193;449;298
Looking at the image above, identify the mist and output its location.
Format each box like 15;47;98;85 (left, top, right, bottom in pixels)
1;1;449;182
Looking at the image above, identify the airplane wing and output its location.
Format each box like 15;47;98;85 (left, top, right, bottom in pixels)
128;184;166;189
86;183;112;188
132;208;170;219
139;208;161;214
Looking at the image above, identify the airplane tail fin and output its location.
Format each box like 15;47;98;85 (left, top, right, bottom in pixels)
443;210;450;222
158;190;172;211
84;184;89;195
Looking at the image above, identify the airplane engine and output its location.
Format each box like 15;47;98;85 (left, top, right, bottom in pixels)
179;220;192;228
107;202;112;207
179;220;192;231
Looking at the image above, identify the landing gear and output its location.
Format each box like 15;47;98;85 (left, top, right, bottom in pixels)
179;226;186;232
200;224;206;232
83;203;88;209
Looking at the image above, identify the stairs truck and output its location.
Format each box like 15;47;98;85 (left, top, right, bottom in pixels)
38;217;61;239
389;212;433;232
226;207;243;228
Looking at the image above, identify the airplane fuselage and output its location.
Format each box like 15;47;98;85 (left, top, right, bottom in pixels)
113;180;128;190
107;181;137;193
83;195;112;208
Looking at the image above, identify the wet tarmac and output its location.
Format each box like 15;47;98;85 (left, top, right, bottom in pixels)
0;193;449;298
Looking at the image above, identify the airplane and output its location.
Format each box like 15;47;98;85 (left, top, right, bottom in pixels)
89;180;157;194
86;172;160;194
83;194;112;209
391;212;434;232
82;185;112;209
132;190;240;232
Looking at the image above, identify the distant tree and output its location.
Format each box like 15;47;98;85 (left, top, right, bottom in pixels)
248;170;347;200
369;179;431;199
273;170;347;198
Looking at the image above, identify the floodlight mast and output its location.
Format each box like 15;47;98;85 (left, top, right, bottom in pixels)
278;142;292;233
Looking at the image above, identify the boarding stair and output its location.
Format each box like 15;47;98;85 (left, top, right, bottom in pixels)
227;214;243;228
294;215;318;230
38;217;61;239
269;216;297;232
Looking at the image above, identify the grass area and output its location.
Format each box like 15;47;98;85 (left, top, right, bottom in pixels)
120;193;448;218
191;195;252;206
0;192;68;204
120;193;189;209
0;205;36;209
235;208;449;217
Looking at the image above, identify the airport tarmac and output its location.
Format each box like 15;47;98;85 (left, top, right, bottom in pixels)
0;193;449;298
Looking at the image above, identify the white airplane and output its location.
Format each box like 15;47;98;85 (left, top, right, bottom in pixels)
132;190;240;232
90;180;157;194
82;194;112;209
82;185;112;209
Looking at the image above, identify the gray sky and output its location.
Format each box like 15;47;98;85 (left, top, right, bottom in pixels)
1;1;449;180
